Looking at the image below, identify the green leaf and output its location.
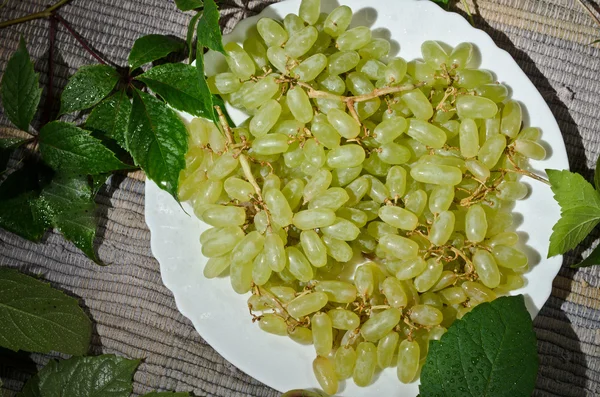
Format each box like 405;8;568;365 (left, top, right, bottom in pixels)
419;295;538;397
0;268;91;355
0;137;29;171
140;392;191;397
194;55;219;124
573;243;600;268
0;37;42;132
39;173;99;263
18;354;140;397
127;89;187;198
90;173;111;195
137;63;214;117
85;90;132;150
60;64;120;115
128;35;186;71
196;0;225;54
39;121;130;174
187;12;202;62
175;0;203;11
547;169;600;257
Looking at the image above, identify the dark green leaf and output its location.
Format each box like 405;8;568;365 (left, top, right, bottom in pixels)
128;35;186;71
39;121;130;174
0;38;42;132
85;90;132;150
595;154;600;191
127;89;187;198
573;243;600;268
18;354;140;397
547;169;600;257
419;295;538;397
0;160;52;201
196;0;225;54
195;55;219;124
59;64;120;115
0;137;29;171
140;392;191;397
0;268;91;355
175;0;203;11
39;173;99;263
187;12;202;62
137;63;213;117
90;173;111;195
0;192;48;242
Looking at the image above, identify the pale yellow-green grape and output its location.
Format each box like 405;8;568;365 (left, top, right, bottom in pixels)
496;180;528;201
293;208;336;229
315;97;346;115
252;252;272;286
303;140;326;170
404;189;427;216
397;339;420;384
514;139;546;160
326;108;360;139
312;312;333;356
478;134;506;168
293;53;328;82
410;163;462;185
414;258;443;292
431;270;457;291
381;277;408;308
307;187;348;210
337;208;368;228
353;341;378;386
449;42;473;68
311;117;341;149
456;95;498;119
364;175;390;203
230;259;253;294
410;304;443;326
428;185;454;213
379;234;419;259
384;58;408;85
258;313;287;335
328;50;361;75
318;74;346;95
229;81;253;109
472;249;501;288
313;356;338;396
420;292;443;311
284;13;305;35
354;231;377;253
257;17;288;47
315;280;357;304
322;217;361;241
187;117;211;146
465;204;487;242
224;42;256;80
337;26;371;51
207;124;227;152
252;133;289;155
438;119;460;140
263;174;281;192
428;326;447;341
492;245;528;269
462;281;497;303
475;83;508;103
263;188;292;226
366;221;398;240
353;264;374;298
359;38;391;60
455;69;494;89
344;176;370;206
328;308;360;330
486;211;513;238
287;86;314;123
264;232;286;271
323;5;352;37
322;235;353;262
456;306;473;320
289;326;313;344
386;166;408;199
210;72;242;94
282;178;305;210
429;210;455;246
518;126;542;141
270;286;296;302
248;294;272;311
335;346;357;380
266;46;288;73
407;119;447;148
179;167;207;202
204;253;232;278
224;177;254;202
231;231;264;266
308;28;333;55
376;331;399;369
355;201;380;221
363;153;391;177
378;206;418;231
459;118;479;158
287;291;328;319
438;286;467;305
374;116;407;144
419;153;466;172
327;144;366;169
421;40;448;69
500;100;522;138
250;99;281;137
392;257;427;280
299;0;320;25
201;205;246;227
304;169;332;202
347;71;374;96
285;25;319;58
243;75;279;109
465;159;490;182
401;89;434;120
406;60;435;86
487;231;519;247
358;58;386;80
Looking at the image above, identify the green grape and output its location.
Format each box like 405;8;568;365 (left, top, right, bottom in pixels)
299;0;320;25
337;208;368;228
335;346;357;379
407;119;447;148
379;234;419;259
322;217;360;241
465;204;487;242
500;100;522;138
438;286;467;305
204;253;232;278
388;257;425;280
473;249;501;288
345;176;371;206
384;58;408;85
293;209;336;229
514;139;546;160
308;187;349;210
231;231;264;265
480;111;501;142
210;72;242;94
361;175;388;203
270;286;297;303
312;118;341;148
254;211;269;234
313;356;338;396
410;163;462;185
337;26;372;51
299;230;326;267
378;206;418;231
293;53;328;82
326;108;360;139
478;134;506;168
353;231;377;253
307;29;333;56
200;205;246;227
397;339;420;384
353;342;377;387
224;177;254;202
304;169;332;202
318;73;346;95
428;185;454;213
359;38;391;60
328;308;360;330
456;95;498;119
465;158;490;181
360;308;401;343
462;281;497;303
486;211;513;238
404;189;427;216
459;118;479;158
366;221;398;240
258;313;287;335
455;69;494;89
282;178;305;210
414;258;443;292
401;89;434;120
224;42;256;80
250;99;281;137
244;32;269;70
410;304;443;326
257;17;288;47
303;139;326;168
431;271;457;292
386;166;408;198
264;232;286;272
406;60;435;85
374;116;407;144
243;75;279;109
518;126;542;141
328;50;360;75
252;252;272;286
206;152;237;181
264;188;293;226
354;264;375;298
377;331;399;368
208;124;227;152
287;291;328;318
287;86;314;123
475;83;508;103
230;259;253;294
322;235;353;262
492;245;528;269
284;13;305;35
285;246;313;282
496;180;528;201
421;40;449;69
487;231;519;247
381;277;408;308
332;165;363;186
429;210;455;246
448;42;473;68
289;326;313;344
375;142;409;165
315;280;357;303
327;144;366;168
357;58;387;80
312;312;333;356
315;97;345;115
248;294;272;311
252;133;289;155
285;26;319;58
323;5;352;37
266;46;288;73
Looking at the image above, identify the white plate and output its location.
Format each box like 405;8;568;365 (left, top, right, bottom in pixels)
145;0;569;395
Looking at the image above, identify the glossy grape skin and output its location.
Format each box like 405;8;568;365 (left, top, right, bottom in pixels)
397;339;420;383
337;26;372;51
313;356;338;396
353;342;377;387
257;18;288;47
224;42;256;80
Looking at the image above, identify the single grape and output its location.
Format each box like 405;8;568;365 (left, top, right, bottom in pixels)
337;26;372;51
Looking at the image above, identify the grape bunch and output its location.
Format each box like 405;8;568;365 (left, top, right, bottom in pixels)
178;0;546;394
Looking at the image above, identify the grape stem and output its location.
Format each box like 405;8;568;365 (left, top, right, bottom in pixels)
215;105;234;145
506;153;551;185
296;81;425;103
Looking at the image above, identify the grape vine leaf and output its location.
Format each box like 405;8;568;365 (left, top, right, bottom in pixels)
186;12;202;62
196;0;226;54
546;169;600;258
18;354;140;397
85;89;132;150
39;121;130;174
126;88;187;198
419;295;538;397
59;64;120;115
128;34;186;71
573;244;600;268
137;63;214;117
175;0;203;11
0;268;91;355
0;37;42;132
140;392;191;397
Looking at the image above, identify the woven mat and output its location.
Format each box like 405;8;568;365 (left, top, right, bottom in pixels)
1;0;600;396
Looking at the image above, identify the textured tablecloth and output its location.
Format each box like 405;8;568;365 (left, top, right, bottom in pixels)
1;0;600;396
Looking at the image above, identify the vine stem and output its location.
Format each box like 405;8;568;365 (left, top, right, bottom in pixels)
575;0;600;28
53;13;107;65
460;0;475;26
506;153;551;185
296;81;424;103
0;0;74;28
